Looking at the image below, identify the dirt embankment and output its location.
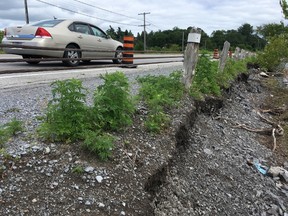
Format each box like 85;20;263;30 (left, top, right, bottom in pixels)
1;68;288;215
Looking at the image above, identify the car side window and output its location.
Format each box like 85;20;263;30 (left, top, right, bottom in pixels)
73;23;91;35
90;26;107;38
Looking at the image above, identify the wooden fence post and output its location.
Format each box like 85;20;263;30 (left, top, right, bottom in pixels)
218;41;230;72
182;27;202;90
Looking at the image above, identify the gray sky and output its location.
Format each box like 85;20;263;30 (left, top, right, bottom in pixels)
0;0;284;36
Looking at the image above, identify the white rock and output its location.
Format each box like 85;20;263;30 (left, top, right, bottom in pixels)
45;147;51;154
98;202;105;208
85;200;91;205
204;148;213;155
259;72;269;77
96;175;103;183
268;166;286;177
84;166;94;173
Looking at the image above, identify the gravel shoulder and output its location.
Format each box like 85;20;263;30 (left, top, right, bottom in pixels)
0;65;288;216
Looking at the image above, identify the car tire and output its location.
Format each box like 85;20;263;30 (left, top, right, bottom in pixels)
22;55;41;65
113;47;123;64
63;44;81;67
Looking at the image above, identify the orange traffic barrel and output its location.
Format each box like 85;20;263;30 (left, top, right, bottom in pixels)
213;49;219;59
229;50;233;58
123;36;134;65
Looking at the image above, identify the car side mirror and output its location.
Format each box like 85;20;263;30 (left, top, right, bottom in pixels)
107;35;111;39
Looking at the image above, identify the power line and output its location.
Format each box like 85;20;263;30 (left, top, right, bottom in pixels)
73;0;143;22
35;0;140;27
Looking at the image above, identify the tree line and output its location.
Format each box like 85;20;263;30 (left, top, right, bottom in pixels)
107;22;288;52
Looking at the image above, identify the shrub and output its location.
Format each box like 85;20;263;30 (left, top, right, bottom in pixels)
190;54;220;98
38;79;88;142
137;71;184;109
257;34;288;71
219;58;249;88
82;130;114;161
137;71;185;132
93;72;135;131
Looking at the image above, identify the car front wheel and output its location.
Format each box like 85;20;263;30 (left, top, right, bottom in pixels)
63;44;81;67
113;47;123;64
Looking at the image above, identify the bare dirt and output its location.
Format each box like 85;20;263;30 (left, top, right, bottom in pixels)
1;68;288;216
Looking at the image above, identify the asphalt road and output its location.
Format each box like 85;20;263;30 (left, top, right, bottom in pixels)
0;54;183;72
0;54;183;89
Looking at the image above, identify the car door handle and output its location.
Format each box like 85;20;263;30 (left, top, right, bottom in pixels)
78;35;83;39
97;39;101;42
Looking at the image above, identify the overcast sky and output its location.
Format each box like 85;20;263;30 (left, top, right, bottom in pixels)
0;0;284;36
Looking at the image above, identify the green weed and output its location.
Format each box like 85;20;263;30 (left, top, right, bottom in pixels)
93;72;135;131
82;130;114;161
0;118;23;147
71;165;84;174
137;71;185;132
38;79;88;142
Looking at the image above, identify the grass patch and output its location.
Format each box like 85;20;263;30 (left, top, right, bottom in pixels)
0;118;24;148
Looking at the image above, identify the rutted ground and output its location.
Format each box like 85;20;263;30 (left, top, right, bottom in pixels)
0;66;288;215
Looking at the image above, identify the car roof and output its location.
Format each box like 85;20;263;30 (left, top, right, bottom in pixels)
30;19;96;28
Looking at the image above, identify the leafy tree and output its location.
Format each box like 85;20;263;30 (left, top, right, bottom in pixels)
257;34;288;71
257;22;288;40
210;30;226;49
238;23;253;38
280;0;288;18
106;25;117;40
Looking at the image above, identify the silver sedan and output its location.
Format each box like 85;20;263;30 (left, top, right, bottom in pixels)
1;19;123;66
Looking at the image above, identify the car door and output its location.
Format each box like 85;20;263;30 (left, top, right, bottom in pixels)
72;22;102;58
89;25;115;58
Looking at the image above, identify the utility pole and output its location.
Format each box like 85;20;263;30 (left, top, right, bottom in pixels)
138;12;150;52
24;0;29;24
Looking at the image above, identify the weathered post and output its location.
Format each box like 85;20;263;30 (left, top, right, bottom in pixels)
218;41;230;72
182;27;202;89
234;47;241;60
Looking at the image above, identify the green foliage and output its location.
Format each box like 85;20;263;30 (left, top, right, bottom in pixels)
220;58;249;88
0;30;4;53
137;71;185;132
190;54;249;99
137;71;184;109
0;118;23;147
37;72;136;160
93;72;135;131
71;165;84;174
256;22;288;41
82;130;114;161
210;24;265;51
144;111;170;133
0;30;3;43
190;54;221;98
280;0;288;19
257;34;288;71
38;79;88;142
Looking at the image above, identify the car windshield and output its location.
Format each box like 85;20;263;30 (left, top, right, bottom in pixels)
31;20;64;27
